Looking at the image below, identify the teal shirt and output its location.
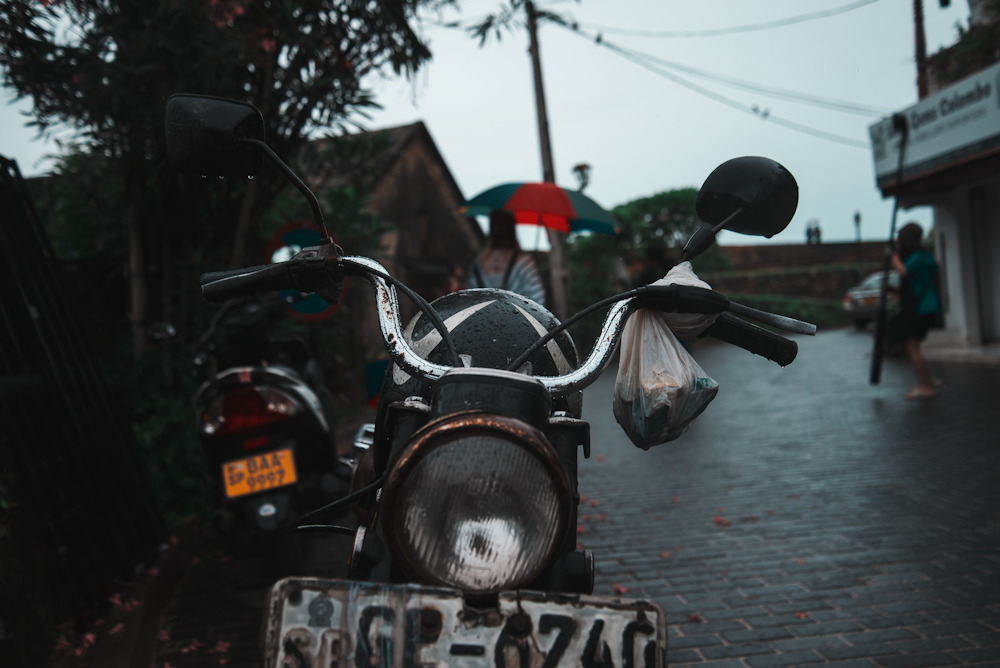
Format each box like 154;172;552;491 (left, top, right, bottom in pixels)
904;249;940;316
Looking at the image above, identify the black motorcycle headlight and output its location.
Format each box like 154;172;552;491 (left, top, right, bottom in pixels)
380;414;572;594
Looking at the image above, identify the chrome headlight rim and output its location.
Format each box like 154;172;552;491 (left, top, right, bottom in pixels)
379;412;573;593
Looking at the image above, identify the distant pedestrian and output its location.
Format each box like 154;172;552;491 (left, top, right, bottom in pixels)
805;219;822;245
888;222;941;400
467;209;546;306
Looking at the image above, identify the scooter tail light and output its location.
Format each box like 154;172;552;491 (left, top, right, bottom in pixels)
201;386;301;436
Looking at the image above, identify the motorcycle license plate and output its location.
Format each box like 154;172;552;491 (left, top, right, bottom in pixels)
222;448;297;498
262;578;667;668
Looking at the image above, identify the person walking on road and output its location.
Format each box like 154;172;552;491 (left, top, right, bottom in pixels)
889;222;941;400
467;209;547;307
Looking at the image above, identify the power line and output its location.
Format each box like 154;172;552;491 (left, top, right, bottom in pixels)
575;0;883;38
617;46;892;117
417;6;873;149
417;7;890;116
561;26;869;149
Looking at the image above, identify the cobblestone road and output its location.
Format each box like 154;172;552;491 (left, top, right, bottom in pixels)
578;328;1000;667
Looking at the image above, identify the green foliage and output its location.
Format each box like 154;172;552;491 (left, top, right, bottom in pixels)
261;132;396;256
1;0;431;147
44;149;128;261
611;187;702;252
564;231;626;356
927;18;1000;85
127;342;212;521
1;0;437;349
1;0;436;520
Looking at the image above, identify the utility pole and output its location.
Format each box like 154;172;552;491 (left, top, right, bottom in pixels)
526;0;569;320
914;0;929;98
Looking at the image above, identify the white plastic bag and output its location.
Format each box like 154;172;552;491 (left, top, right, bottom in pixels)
650;261;719;339
613;308;719;449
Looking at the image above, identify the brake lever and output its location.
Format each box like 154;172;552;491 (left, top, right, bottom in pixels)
286;243;346;305
726;301;817;336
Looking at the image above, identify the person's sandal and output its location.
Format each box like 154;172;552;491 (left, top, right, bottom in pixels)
904;387;936;400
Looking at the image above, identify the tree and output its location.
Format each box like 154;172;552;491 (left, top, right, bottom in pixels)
1;0;435;358
2;0;441;519
611;187;702;252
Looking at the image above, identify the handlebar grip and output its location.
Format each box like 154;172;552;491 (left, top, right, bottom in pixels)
201;264;295;303
702;312;798;366
200;265;272;284
638;284;730;314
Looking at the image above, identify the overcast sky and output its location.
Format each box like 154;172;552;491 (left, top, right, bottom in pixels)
1;0;972;248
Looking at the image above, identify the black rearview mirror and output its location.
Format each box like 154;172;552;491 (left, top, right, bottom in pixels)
695;156;798;238
165;94;265;177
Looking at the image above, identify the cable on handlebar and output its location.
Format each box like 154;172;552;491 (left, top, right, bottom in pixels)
239;138;332;242
505;287;648;373
339;258;462;369
288;474;385;533
506;282;817;372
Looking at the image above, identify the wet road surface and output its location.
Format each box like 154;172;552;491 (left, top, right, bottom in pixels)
579;328;1000;667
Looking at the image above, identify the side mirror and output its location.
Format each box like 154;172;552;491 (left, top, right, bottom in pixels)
696;156;798;237
165;94;265;177
682;156;798;261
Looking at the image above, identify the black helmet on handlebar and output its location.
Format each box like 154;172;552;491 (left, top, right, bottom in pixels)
380;288;583;419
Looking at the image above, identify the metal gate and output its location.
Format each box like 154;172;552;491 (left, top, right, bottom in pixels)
0;154;166;624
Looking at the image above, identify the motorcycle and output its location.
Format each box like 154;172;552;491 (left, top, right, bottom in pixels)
166;94;814;667
192;291;344;571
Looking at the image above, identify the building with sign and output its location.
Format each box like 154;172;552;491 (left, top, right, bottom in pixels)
869;59;1000;357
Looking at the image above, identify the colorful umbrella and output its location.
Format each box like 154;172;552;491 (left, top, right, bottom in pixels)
459;182;618;236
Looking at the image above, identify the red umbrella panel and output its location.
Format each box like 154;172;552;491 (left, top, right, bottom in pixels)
460;182;618;235
505;182;575;232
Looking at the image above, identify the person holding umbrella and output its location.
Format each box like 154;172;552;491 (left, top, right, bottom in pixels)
467;209;547;306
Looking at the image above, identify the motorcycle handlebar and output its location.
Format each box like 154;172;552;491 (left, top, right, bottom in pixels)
200;265;273;283
200;255;804;395
200;264;297;303
702;312;798;366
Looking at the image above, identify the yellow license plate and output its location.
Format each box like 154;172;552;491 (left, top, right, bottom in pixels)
222;448;297;498
862;297;877;305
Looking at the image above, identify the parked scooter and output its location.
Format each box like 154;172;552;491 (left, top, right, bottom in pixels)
167;94;815;667
193;292;345;570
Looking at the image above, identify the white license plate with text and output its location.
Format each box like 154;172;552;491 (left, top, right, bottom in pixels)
263;578;667;668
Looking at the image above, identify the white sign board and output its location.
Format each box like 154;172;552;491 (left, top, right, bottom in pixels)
870;61;1000;182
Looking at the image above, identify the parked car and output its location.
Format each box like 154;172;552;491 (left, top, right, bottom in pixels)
843;270;899;329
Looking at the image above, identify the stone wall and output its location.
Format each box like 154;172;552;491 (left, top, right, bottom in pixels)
702;242;889;302
715;241;886;272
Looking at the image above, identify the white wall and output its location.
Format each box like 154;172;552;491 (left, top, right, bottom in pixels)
927;199;969;347
923;176;1000;348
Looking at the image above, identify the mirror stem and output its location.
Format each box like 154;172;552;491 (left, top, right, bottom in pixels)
682;206;744;262
240;138;332;243
710;206;745;235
